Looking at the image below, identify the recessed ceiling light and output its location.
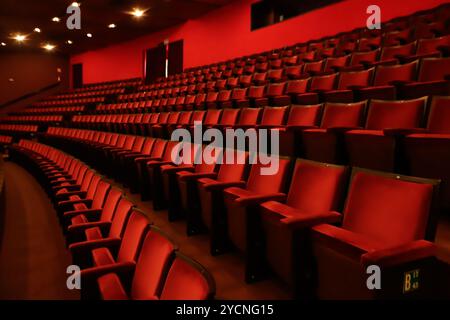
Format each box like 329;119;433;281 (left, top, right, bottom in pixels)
34;27;41;33
71;2;80;7
86;33;92;38
52;17;60;22
108;23;116;29
13;34;27;42
1;42;6;46
43;43;56;51
131;8;146;18
66;40;73;44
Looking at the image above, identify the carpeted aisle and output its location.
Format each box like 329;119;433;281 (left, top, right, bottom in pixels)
0;160;79;300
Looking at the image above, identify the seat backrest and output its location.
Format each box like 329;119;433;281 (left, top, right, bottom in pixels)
238;108;262;125
337;68;374;89
287;105;322;126
116;210;149;263
365;97;426;130
141;138;156;155
85;174;102;198
418;57;450;81
324;55;350;72
380;42;416;61
260;106;288;126
285;78;309;94
204;110;222;126
426;96;450;133
373;60;418;85
342;169;438;246
99;187;123;222
286;160;348;213
91;181;111;210
310;73;338;91
416;35;450;55
219;108;240;126
159;253;215;300
132;136;146;153
217;150;249;182
108;197;135;238
320;101;366;128
150;139;168;158
247;157;292;194
350;49;380;66
131;227;177;299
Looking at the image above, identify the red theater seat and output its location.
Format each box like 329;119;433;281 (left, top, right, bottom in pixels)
302;101;367;164
223;157;293;281
345;97;427;172
97;226;177;300
404;96;450;213
312;168;440;299
260;159;349;291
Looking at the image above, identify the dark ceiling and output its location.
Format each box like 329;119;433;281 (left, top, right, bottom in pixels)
0;0;234;55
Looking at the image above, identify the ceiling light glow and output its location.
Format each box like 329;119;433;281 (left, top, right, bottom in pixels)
67;40;73;44
43;43;56;51
1;42;6;46
131;8;146;18
52;17;60;22
71;2;80;7
14;34;27;42
108;23;116;28
86;33;92;38
34;27;41;33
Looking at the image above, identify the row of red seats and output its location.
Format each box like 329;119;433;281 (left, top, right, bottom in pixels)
0;135;13;145
13;106;85;116
73;78;142;92
96;57;450;112
49;88;125;101
48;95;450;213
39;131;442;299
0;115;63;124
33;97;105;108
0;124;38;134
8;140;215;300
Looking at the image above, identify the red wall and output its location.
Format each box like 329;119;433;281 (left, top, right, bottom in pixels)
70;0;448;85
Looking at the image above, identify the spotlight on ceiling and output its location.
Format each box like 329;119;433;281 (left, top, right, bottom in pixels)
34;27;41;33
86;33;93;38
108;23;116;29
66;40;73;44
71;2;80;7
43;43;56;51
13;34;27;42
130;8;146;18
52;17;60;22
1;42;6;46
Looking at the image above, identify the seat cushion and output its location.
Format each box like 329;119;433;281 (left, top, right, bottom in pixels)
71;214;88;226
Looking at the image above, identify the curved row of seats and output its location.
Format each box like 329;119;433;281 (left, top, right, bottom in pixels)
0;115;64;125
11;106;86;116
66;95;450;214
7;140;215;300
39;128;443;299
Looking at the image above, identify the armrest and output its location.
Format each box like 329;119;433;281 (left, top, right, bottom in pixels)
123;153;144;159
281;211;342;229
388;80;413;86
162;165;195;174
50;179;76;186
134;156;160;163
53;184;81;192
69;237;121;255
203;180;246;191
235;193;286;206
285;125;318;132
146;160;173;167
360;240;436;268
59;198;93;209
178;172;217;182
67;221;112;235
81;261;136;282
63;208;101;219
382;128;427;137
326;126;364;134
56;191;86;201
